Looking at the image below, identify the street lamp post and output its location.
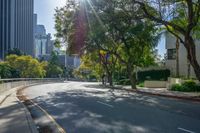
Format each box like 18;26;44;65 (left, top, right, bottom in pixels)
176;38;180;78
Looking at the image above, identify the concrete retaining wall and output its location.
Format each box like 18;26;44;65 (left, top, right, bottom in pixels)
144;81;167;88
0;79;63;94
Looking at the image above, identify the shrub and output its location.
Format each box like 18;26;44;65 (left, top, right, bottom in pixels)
182;80;196;91
195;85;200;92
137;69;170;82
171;84;182;91
171;80;200;92
0;62;20;78
138;82;144;87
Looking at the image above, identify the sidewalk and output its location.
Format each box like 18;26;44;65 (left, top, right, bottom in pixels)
120;85;200;102
0;89;38;133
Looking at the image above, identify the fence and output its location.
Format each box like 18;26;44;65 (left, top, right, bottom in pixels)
0;78;63;94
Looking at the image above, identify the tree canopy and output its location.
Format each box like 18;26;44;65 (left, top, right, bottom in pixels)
46;52;63;78
133;0;200;81
55;0;159;88
5;55;46;78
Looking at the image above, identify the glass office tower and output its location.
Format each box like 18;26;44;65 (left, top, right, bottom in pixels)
0;0;34;60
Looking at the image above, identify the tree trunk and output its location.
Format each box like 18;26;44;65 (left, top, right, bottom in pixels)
127;65;137;89
107;72;113;86
185;36;200;81
102;75;105;85
187;59;191;79
129;73;137;89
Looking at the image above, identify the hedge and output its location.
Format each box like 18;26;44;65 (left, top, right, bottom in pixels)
137;69;170;82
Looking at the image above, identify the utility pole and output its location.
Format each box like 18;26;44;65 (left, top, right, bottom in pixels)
65;41;68;79
187;59;191;79
176;38;180;78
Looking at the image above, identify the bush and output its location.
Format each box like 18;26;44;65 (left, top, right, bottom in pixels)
182;80;196;90
138;82;144;87
171;80;200;92
171;84;182;91
196;85;200;92
137;69;170;82
0;62;20;78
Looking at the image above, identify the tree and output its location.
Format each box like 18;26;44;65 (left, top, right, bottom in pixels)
46;52;63;78
133;0;200;81
55;0;158;88
6;55;46;78
86;0;158;89
0;62;20;78
55;0;87;55
73;50;102;80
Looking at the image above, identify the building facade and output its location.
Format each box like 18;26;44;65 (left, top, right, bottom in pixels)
165;32;200;78
0;0;34;59
34;24;53;57
38;55;81;69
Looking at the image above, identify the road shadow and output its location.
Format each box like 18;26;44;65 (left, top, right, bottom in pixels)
0;101;33;133
28;85;200;133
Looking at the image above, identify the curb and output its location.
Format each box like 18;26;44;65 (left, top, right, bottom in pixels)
123;88;200;102
104;85;200;102
15;96;39;133
0;94;11;106
27;98;66;133
17;85;67;133
92;85;200;102
17;83;67;133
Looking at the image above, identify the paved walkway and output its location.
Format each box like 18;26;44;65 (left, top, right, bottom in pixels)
0;89;38;133
121;85;200;101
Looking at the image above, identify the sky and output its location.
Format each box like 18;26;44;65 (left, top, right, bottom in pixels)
34;0;166;58
157;34;166;59
34;0;66;38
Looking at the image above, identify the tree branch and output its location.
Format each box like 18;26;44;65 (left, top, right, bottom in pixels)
134;0;186;34
165;25;185;44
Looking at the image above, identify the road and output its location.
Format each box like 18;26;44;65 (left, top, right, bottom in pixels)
23;82;200;133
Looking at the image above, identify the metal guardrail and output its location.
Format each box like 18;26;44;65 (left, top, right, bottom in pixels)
0;78;64;94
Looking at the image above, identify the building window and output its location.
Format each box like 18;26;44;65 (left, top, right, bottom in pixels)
167;49;176;60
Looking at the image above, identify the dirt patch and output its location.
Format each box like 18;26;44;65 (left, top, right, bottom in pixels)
38;126;53;133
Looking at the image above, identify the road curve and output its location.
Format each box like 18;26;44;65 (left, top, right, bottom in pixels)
23;82;200;133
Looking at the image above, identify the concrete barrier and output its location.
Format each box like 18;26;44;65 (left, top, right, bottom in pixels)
0;78;63;94
144;81;167;88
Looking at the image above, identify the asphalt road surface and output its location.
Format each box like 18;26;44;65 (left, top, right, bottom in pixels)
23;82;200;133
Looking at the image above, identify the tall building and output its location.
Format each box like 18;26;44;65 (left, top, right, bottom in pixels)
0;0;11;59
34;15;55;57
35;25;46;36
0;0;34;59
46;34;54;54
35;24;49;57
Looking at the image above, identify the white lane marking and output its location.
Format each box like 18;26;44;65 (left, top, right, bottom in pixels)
178;127;196;133
97;101;114;108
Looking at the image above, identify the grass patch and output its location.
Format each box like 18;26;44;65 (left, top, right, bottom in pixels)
137;82;144;87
